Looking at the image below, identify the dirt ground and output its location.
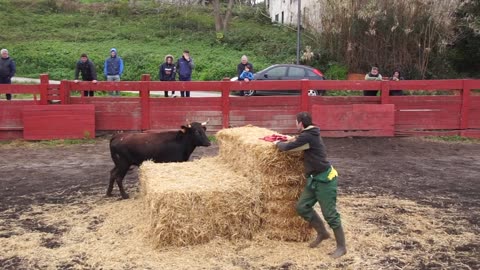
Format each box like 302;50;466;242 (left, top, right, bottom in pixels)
0;136;479;269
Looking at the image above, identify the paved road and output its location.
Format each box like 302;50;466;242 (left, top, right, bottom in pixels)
12;77;232;97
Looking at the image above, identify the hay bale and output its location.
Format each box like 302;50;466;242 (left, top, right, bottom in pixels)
216;126;312;242
217;126;304;182
139;157;262;247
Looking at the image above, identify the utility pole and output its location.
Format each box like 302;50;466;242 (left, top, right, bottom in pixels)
296;0;301;64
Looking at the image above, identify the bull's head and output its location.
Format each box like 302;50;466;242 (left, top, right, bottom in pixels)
185;119;209;128
180;121;211;147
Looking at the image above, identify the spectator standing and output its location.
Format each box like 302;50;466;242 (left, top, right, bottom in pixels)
159;54;176;97
237;55;254;96
363;66;383;96
74;53;97;97
104;48;124;96
0;49;16;100
176;50;194;97
389;70;404;96
239;65;254;81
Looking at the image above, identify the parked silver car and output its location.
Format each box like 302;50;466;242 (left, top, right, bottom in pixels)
232;64;326;96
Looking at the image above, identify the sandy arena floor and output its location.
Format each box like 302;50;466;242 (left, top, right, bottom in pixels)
0;136;478;269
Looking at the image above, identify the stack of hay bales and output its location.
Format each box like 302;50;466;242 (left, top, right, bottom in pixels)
216;126;312;241
139;157;262;247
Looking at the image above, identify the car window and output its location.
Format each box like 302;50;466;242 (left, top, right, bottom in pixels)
266;66;287;77
306;70;318;77
288;67;306;77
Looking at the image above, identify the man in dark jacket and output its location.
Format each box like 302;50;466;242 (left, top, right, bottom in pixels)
159;54;176;97
74;53;97;96
0;49;16;100
176;50;194;97
274;112;347;259
237;55;254;96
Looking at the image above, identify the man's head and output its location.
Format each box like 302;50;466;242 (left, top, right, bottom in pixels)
241;55;248;64
1;49;9;59
183;50;190;59
110;48;117;57
296;111;313;130
371;66;379;75
80;53;88;63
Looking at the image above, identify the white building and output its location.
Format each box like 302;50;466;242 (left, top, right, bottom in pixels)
265;0;323;31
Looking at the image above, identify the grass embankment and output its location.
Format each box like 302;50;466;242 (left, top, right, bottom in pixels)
0;1;301;81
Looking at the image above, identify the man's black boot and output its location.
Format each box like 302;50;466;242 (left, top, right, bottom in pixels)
330;226;347;258
308;211;330;248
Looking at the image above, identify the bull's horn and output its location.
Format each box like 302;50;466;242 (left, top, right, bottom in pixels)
201;118;210;126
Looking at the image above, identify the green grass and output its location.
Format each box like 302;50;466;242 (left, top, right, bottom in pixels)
0;138;99;148
427;135;480;143
208;135;217;143
0;1;305;82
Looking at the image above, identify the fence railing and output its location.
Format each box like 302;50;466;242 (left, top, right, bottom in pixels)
1;74;479;139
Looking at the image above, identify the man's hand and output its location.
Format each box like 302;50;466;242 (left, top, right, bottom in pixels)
74;80;79;83
92;80;97;84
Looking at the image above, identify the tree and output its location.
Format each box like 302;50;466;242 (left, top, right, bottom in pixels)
212;0;235;33
448;0;480;77
308;0;460;79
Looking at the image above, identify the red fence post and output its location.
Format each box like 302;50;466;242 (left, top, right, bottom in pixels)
380;81;390;104
221;78;230;128
63;80;71;104
300;79;309;112
59;80;68;104
460;79;471;133
140;74;151;131
39;74;49;105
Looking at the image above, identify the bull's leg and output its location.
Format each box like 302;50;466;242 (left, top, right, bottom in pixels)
116;167;130;199
106;167;118;197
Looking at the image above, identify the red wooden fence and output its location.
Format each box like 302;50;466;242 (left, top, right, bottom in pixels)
1;74;479;140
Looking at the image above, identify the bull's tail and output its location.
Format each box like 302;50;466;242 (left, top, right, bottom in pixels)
109;133;126;165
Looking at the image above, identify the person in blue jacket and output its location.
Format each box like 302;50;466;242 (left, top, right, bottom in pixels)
104;48;124;96
239;65;254;81
176;50;194;97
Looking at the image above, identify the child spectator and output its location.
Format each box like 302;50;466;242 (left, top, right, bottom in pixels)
239;65;254;82
389;70;404;96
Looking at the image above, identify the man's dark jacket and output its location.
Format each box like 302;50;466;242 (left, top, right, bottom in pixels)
75;60;97;81
276;126;331;175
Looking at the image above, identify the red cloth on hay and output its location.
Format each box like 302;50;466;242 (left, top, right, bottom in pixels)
260;134;289;142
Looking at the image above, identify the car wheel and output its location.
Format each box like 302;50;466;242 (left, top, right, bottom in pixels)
244;90;256;96
307;90;325;96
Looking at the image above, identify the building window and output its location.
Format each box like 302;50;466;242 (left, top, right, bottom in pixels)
275;14;279;22
281;12;284;24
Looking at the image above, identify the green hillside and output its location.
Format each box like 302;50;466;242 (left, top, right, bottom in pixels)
0;0;306;81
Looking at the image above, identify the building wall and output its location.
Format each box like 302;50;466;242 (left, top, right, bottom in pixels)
267;0;323;32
